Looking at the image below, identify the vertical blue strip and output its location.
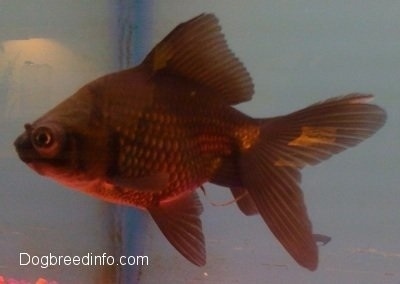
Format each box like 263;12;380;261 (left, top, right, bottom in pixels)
112;0;152;283
117;0;153;68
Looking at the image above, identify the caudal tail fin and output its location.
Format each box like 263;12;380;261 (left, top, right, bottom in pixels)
239;93;386;270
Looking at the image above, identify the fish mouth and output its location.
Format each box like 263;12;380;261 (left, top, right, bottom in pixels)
14;132;56;176
14;132;36;163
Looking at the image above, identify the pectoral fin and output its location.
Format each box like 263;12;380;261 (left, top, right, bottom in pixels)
148;192;206;266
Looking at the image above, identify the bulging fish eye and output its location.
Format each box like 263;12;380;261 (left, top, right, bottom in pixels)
33;127;53;148
30;124;65;158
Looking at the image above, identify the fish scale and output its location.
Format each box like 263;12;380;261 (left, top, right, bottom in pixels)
115;108;231;197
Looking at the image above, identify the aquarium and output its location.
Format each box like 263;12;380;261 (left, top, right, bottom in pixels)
1;1;399;284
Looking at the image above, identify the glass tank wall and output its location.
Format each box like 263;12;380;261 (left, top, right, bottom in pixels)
1;1;399;284
0;1;150;283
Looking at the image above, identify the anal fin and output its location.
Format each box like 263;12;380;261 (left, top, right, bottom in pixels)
210;152;259;215
230;187;258;216
148;192;205;266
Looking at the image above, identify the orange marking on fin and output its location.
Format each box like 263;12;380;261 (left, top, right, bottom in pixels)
289;126;337;146
153;46;172;71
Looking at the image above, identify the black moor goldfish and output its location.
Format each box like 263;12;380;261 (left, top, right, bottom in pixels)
14;14;386;270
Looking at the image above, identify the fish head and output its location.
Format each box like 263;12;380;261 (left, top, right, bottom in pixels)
13;84;114;189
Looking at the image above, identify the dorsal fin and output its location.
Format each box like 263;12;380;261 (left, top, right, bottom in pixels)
142;14;254;105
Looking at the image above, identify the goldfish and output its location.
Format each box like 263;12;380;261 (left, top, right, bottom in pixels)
14;14;386;270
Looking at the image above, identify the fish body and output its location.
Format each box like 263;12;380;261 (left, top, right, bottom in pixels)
17;66;255;207
14;14;386;270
